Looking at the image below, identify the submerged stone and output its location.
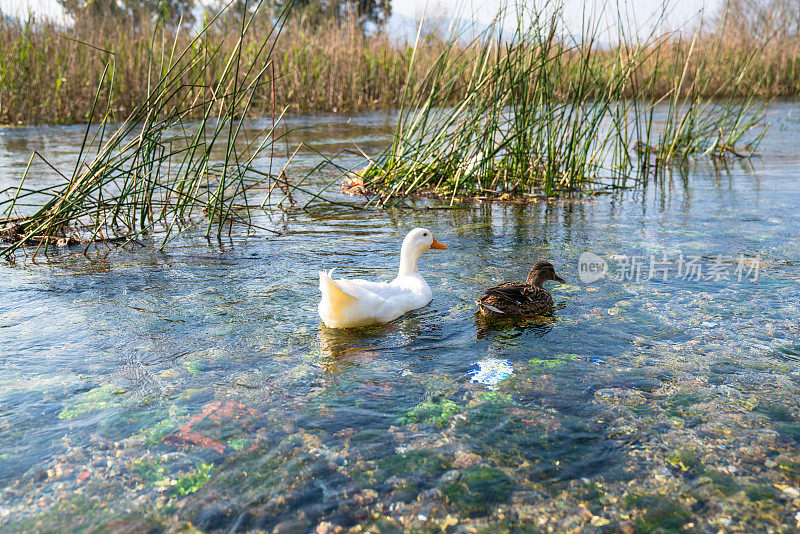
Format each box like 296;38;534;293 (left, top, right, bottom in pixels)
194;505;236;531
441;466;512;517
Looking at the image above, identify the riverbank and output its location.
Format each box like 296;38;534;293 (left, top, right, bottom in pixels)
1;6;799;126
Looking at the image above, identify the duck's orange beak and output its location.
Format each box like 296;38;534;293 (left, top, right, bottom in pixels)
430;238;447;250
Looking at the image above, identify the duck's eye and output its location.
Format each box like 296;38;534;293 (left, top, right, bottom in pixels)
423;232;428;236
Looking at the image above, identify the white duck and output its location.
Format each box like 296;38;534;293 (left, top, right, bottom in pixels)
318;228;448;328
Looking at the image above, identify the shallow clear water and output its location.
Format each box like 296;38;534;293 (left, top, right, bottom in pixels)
0;103;799;532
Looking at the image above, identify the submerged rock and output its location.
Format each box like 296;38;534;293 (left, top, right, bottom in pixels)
194;505;236;531
441;466;512;517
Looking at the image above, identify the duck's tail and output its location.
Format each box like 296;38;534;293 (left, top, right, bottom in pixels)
319;269;359;318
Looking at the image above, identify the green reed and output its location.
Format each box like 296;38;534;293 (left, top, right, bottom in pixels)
634;15;769;169
0;1;775;258
0;1;294;258
354;2;769;203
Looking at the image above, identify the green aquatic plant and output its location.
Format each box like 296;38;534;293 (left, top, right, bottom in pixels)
578;480;606;514
138;404;190;443
778;424;800;442
635;15;769;168
131;458;165;485
665;450;743;497
0;2;341;258
777;344;800;359
478;391;513;404
165;462;213;498
528;358;565;370
1;0;796;126
227;437;249;451
746;484;779;502
666;449;702;472
779;461;800;482
704;470;741;496
58;384;126;420
378;451;452;478
528;354;579;374
665;393;703;419
357;2;636;201
621;493;690;533
753;403;795;422
0;2;772;254
402;397;461;428
185;360;202;374
345;1;767;203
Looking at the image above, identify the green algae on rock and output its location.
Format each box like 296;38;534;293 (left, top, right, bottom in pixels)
441;467;512;517
401;398;461;428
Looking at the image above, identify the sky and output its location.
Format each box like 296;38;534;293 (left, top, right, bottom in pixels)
391;0;717;23
390;0;722;40
0;0;721;37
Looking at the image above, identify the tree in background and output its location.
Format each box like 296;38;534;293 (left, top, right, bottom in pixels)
211;0;391;30
58;0;195;27
338;0;392;26
717;0;800;42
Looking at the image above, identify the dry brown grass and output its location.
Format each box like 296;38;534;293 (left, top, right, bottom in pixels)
0;3;798;126
0;10;455;125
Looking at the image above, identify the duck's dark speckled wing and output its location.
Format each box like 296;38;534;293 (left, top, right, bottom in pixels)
476;282;554;317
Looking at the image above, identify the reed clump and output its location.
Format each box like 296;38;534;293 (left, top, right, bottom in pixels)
353;3;769;204
0;1;780;258
0;3;298;259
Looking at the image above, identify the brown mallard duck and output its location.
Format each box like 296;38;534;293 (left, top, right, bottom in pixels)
476;260;565;318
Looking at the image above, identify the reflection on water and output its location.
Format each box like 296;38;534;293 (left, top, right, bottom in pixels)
473;306;560;340
468;358;514;389
0;103;800;531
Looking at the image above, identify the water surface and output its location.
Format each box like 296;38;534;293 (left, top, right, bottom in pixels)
0;104;799;532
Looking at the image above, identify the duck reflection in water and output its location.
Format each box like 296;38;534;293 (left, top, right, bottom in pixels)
474;311;560;340
316;324;392;372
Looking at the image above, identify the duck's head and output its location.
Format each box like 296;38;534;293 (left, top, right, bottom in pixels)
526;260;565;287
402;227;447;254
398;228;447;275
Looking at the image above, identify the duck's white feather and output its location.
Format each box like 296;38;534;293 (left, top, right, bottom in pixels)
317;228;442;328
476;301;505;314
318;270;432;328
